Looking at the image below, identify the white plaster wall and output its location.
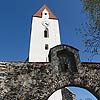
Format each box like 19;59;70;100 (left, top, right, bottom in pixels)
42;9;49;19
48;89;62;100
29;16;61;62
48;88;75;100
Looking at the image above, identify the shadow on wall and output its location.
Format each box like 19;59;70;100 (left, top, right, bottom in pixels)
48;44;79;73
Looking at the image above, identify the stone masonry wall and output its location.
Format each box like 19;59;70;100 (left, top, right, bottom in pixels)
61;88;76;100
0;62;99;100
0;45;100;100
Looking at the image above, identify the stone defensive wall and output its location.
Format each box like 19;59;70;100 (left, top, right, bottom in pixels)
0;45;99;100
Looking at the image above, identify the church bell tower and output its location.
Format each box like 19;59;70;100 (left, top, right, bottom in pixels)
29;5;61;62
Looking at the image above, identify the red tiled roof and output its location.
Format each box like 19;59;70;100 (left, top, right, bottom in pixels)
33;5;57;19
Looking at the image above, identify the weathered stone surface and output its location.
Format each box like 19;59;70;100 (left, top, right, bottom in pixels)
0;45;99;100
0;62;99;100
49;45;80;73
61;88;76;100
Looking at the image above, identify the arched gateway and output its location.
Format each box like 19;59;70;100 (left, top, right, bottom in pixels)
0;5;99;100
0;45;99;100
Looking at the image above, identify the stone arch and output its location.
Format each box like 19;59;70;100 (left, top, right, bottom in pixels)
47;79;99;100
0;45;100;100
47;86;98;100
47;45;100;100
1;61;100;100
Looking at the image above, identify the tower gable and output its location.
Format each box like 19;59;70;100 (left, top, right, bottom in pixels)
33;5;57;19
42;9;49;19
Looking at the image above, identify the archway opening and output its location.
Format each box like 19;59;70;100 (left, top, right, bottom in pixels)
48;86;98;100
67;86;98;100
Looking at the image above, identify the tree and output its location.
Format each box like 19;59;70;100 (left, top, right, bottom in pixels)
81;0;100;60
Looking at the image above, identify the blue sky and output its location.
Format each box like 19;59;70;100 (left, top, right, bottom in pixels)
68;87;97;100
0;0;98;99
0;0;99;62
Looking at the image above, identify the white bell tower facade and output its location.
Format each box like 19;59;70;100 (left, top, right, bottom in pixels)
29;5;61;62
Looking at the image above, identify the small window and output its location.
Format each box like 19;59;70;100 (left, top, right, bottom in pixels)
45;13;47;15
45;44;49;50
44;28;49;38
